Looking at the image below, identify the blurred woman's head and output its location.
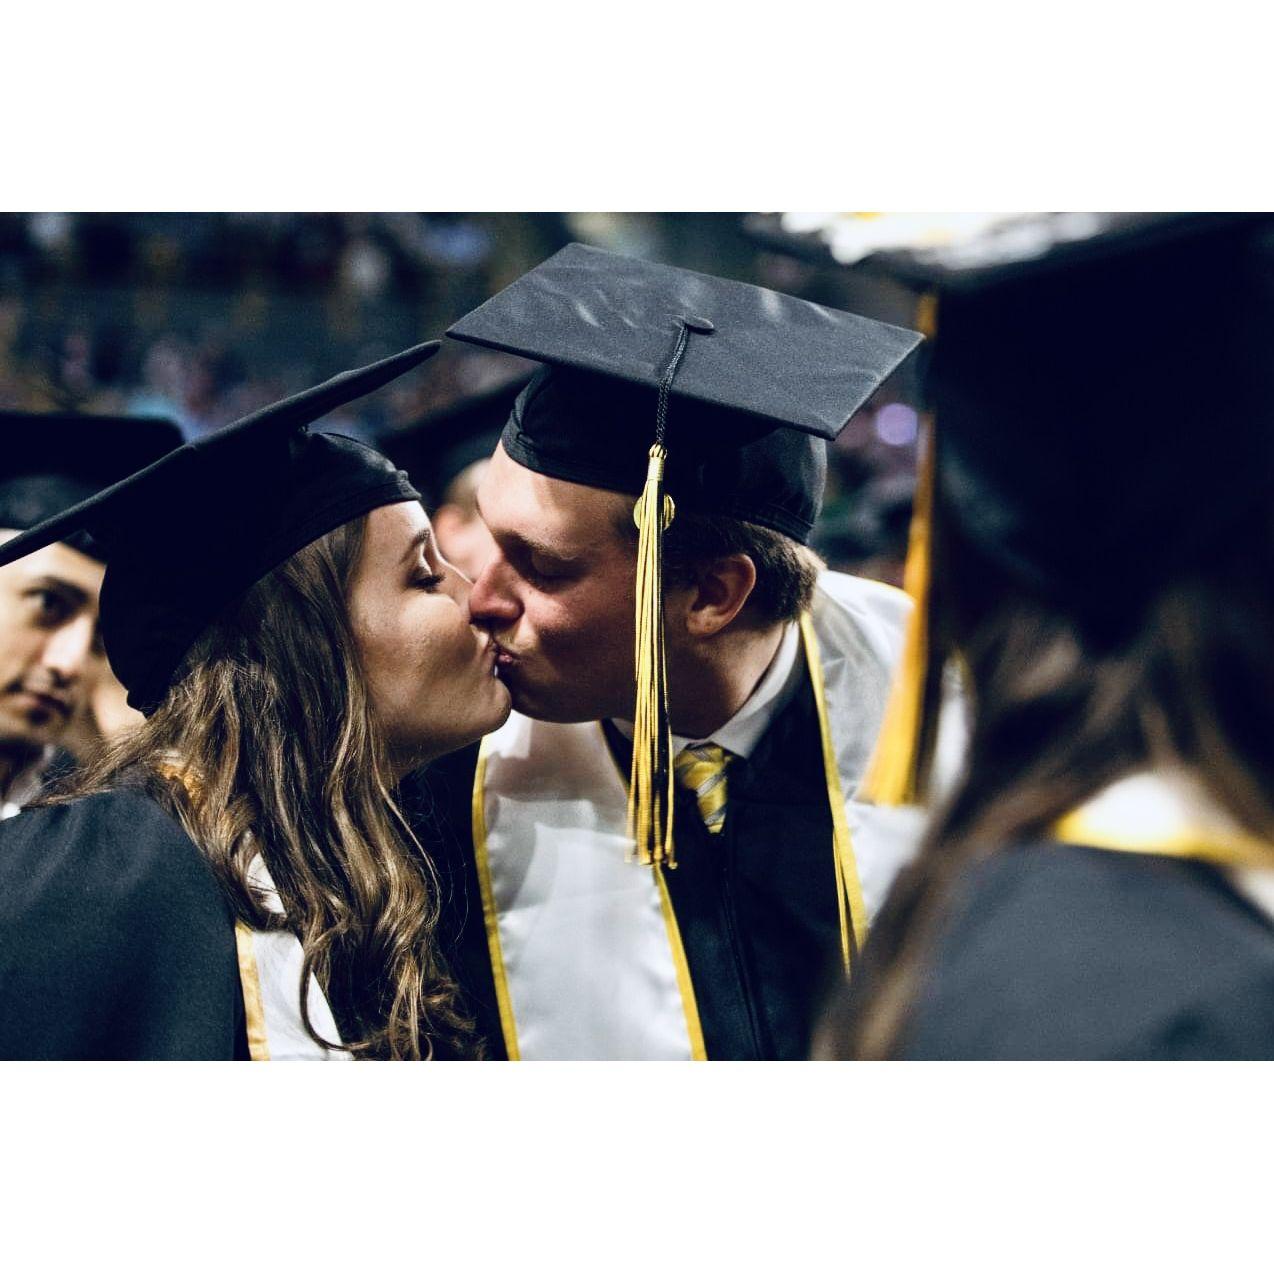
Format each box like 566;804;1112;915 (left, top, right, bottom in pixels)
842;479;1274;1058
934;489;1274;848
835;214;1274;1057
903;215;1274;845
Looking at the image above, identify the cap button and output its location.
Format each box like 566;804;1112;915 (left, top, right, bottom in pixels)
681;315;715;334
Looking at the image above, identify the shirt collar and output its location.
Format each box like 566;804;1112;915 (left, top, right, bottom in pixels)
614;621;803;761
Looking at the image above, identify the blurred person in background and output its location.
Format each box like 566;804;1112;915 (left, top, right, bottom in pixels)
815;467;915;587
412;245;923;1060
0;412;180;814
846;474;914;588
818;213;1274;1060
0;344;512;1060
59;656;149;763
430;461;497;581
380;371;531;582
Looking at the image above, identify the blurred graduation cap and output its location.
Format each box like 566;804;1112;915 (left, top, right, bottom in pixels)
853;212;1274;805
0;342;438;713
0;411;183;559
379;369;533;509
832;471;916;567
448;242;923;866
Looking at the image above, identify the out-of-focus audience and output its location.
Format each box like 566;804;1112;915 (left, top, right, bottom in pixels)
0;213;922;583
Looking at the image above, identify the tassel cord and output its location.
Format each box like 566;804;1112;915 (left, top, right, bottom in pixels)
628;319;697;867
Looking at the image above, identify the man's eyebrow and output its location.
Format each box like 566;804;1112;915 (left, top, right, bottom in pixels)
504;529;583;561
399;526;433;567
29;576;89;607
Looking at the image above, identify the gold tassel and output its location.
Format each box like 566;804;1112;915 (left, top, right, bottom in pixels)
860;291;941;807
628;444;677;867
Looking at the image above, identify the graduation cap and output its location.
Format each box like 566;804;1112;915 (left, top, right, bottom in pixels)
380;369;534;509
448;242;922;866
0;411;183;559
854;212;1274;805
0;342;439;714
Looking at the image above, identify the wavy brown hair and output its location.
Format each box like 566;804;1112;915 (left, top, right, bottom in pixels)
823;496;1274;1059
54;515;472;1060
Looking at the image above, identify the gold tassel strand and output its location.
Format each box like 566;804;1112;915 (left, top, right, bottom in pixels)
627;316;707;868
860;293;940;807
629;447;676;865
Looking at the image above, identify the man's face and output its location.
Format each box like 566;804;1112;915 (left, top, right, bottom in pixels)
469;444;638;723
0;536;105;751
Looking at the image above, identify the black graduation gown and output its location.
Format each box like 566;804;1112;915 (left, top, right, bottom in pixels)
0;789;248;1060
894;842;1274;1060
405;671;847;1061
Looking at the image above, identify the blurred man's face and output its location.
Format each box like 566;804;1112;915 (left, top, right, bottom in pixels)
468;444;637;724
0;536;105;752
431;459;499;583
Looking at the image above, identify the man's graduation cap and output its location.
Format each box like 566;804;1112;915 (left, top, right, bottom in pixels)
448;242;922;866
855;212;1274;805
0;342;438;714
0;411;184;558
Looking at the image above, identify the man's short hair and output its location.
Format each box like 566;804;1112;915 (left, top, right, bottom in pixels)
617;505;822;628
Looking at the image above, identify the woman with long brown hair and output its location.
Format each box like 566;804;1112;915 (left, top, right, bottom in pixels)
820;214;1274;1059
0;343;510;1060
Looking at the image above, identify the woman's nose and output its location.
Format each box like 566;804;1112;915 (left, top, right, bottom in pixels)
445;563;474;615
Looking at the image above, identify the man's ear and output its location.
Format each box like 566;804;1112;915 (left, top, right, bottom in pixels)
683;554;757;638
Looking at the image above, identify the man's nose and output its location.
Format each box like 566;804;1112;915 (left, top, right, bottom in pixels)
41;618;96;687
467;559;522;630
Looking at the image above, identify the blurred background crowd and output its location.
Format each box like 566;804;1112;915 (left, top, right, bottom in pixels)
0;212;928;583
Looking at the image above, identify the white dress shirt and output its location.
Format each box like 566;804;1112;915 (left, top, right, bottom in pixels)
614;620;803;760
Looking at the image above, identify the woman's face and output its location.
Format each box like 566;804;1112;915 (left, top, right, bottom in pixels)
348;500;510;773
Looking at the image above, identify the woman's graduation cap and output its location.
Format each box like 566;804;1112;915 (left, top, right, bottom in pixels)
0;341;439;714
855;212;1274;806
448;242;922;866
0;411;184;558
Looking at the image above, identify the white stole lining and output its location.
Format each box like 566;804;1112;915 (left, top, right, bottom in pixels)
481;718;692;1060
240;856;350;1061
478;571;924;1059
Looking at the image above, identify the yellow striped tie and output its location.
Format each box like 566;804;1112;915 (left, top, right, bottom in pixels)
674;743;732;835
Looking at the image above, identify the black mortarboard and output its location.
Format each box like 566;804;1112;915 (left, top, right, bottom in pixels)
447;241;922;543
0;342;438;714
855;212;1274;805
865;214;1274;598
380;370;533;509
865;212;1274;600
448;243;922;867
0;412;183;558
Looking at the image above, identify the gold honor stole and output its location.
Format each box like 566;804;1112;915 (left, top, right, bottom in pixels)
470;572;921;1060
233;856;351;1062
1054;773;1274;872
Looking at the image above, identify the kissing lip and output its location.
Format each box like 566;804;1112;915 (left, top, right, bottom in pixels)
13;689;71;718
